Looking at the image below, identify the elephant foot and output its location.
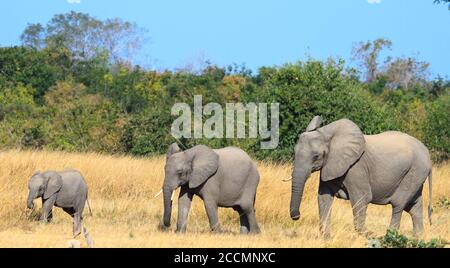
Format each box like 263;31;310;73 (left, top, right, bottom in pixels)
240;227;249;235
66;239;81;248
320;226;331;240
175;228;187;234
412;230;424;238
320;231;331;240
357;229;374;238
158;223;171;232
248;227;261;235
211;226;223;234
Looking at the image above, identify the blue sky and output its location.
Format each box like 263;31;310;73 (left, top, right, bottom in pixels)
1;0;449;77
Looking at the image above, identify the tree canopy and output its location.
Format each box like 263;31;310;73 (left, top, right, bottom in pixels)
20;11;148;64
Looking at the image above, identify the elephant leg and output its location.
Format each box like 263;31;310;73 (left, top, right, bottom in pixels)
176;187;193;233
47;210;53;222
235;207;250;234
203;199;221;233
245;208;260;234
73;211;82;237
239;203;260;234
389;206;403;230
405;196;424;235
349;196;369;235
40;196;56;222
67;208;93;247
83;227;94;248
318;182;335;239
239;214;250;234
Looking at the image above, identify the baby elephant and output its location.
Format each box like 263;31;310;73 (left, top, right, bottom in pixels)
27;170;92;239
160;143;260;234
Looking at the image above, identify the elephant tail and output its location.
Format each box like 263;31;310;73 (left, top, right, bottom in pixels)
86;198;93;216
428;169;432;225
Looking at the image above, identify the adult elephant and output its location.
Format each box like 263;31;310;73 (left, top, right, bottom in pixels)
289;116;432;237
159;143;260;234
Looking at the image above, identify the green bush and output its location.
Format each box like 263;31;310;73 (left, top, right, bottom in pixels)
369;229;445;248
241;60;398;161
424;95;450;162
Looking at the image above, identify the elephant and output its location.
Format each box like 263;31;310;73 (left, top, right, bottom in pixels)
160;143;260;234
27;169;93;245
289;116;432;237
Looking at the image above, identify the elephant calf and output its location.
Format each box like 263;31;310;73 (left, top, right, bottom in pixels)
289;116;433;237
160;143;260;234
27;170;92;241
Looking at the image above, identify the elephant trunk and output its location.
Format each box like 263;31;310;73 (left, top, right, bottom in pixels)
162;186;173;227
27;190;36;209
290;168;310;220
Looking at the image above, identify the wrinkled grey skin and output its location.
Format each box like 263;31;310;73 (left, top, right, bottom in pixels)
290;116;432;237
27;170;93;243
162;144;260;234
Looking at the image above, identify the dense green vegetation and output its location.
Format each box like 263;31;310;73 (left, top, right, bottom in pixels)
0;12;448;162
369;229;446;248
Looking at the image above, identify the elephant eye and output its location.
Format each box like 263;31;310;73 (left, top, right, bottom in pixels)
312;154;320;161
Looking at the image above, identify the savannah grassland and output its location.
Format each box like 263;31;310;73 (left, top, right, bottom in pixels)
0;150;448;248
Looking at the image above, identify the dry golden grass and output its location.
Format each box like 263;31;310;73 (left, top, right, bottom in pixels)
0;150;448;248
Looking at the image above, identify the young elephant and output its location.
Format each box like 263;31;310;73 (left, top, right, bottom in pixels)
27;170;92;240
289;116;432;237
159;143;260;234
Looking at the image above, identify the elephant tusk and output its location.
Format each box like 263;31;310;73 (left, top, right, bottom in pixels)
171;191;176;201
153;189;163;198
282;178;292;182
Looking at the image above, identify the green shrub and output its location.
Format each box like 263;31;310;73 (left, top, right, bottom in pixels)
424;95;450;162
242;59;398;161
369;229;445;248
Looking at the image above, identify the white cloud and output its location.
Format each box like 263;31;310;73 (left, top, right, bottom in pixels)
367;0;382;4
67;0;81;4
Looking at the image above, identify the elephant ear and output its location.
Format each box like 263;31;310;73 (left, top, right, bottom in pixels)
43;172;63;199
166;142;181;160
186;145;219;189
306;115;322;132
319;119;365;181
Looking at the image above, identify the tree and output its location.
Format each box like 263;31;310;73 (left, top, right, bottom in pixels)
382;57;429;90
44;12;103;60
351;38;392;83
20;23;45;50
0;47;71;99
101;18;148;64
20;11;148;64
434;0;450;9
